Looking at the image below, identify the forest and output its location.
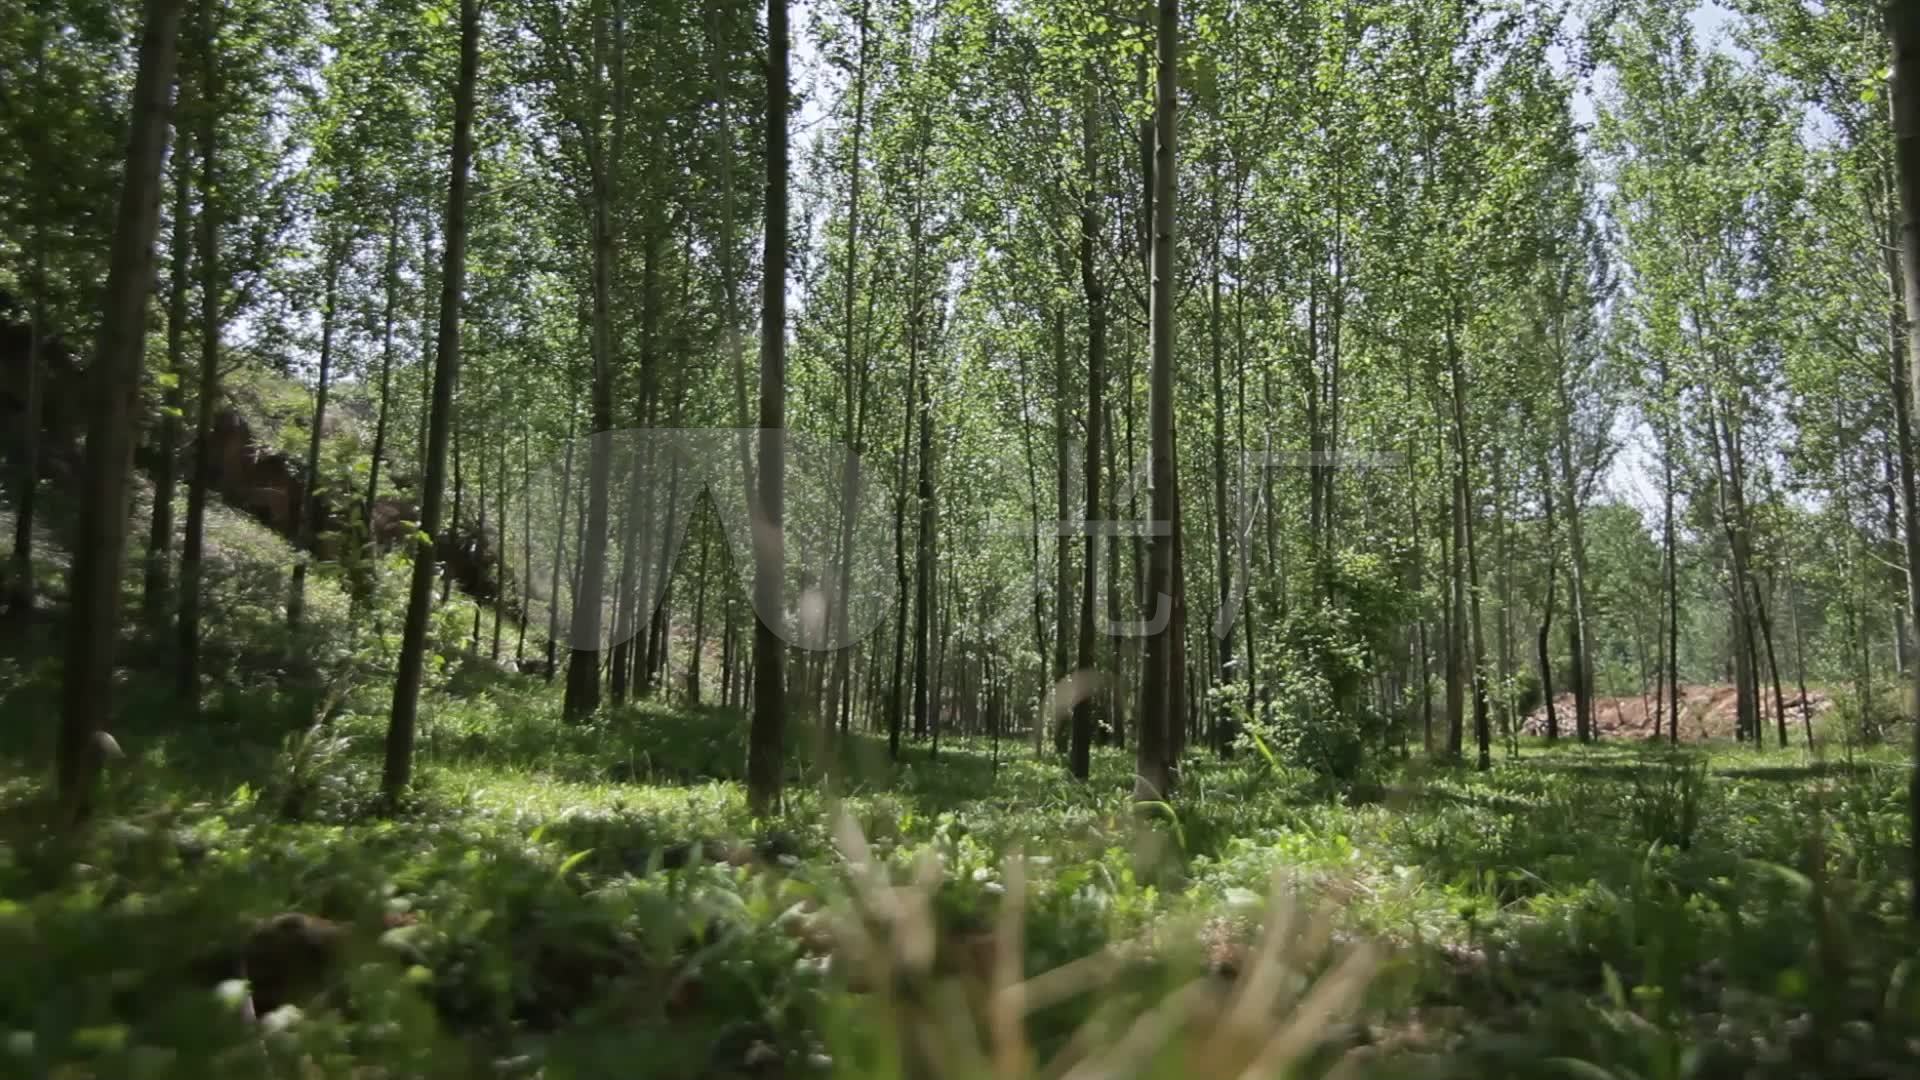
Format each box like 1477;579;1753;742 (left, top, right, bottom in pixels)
5;0;1920;1074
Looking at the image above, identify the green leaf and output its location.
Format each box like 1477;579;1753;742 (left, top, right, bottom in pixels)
1547;1060;1622;1080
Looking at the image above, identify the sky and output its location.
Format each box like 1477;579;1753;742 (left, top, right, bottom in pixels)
1577;1;1745;521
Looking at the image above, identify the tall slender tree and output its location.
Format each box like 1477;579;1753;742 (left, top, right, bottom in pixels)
1136;0;1179;802
746;0;791;817
58;0;185;818
383;0;480;800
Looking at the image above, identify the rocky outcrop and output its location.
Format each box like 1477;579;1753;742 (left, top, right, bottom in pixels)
0;291;506;605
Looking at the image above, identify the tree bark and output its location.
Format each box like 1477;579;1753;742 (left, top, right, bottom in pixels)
7;106;50;620
364;213;402;545
1706;403;1761;745
1661;347;1680;744
563;0;623;722
1445;305;1490;769
5;33;51;618
1208;157;1233;739
910;305;936;744
1494;441;1513;751
1136;0;1178;802
176;0;221;706
1053;300;1073;702
517;425;531;664
141;148;192;625
1555;366;1594;743
491;434;507;661
690;518;710;702
1539;450;1559;743
746;0;790;817
827;0;871;737
1070;78;1104;781
545;405;577;681
57;0;183;817
383;0;478;799
1884;0;1920;920
888;279;919;759
609;452;643;704
289;245;344;631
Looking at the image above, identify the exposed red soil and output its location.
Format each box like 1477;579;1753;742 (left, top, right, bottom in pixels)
0;291;506;602
1520;683;1833;741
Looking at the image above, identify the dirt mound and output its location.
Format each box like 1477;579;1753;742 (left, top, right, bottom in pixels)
1520;683;1832;741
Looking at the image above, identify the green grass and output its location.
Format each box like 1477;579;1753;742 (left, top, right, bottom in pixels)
3;640;1919;1079
6;482;1920;1077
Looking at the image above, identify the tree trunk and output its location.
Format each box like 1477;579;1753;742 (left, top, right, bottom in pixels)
1168;431;1190;767
1443;415;1464;759
355;212;404;620
1707;403;1761;746
517;426;531;664
609;448;643;705
364;214;402;544
1445;306;1490;770
910;308;935;744
1555;370;1594;743
141;152;192;625
1017;341;1049;688
176;1;222;706
1053;300;1073;699
746;0;790;817
690;518;710;702
11;288;41;613
1494;442;1513;750
492;435;508;661
633;226;667;694
1786;551;1814;748
887;303;918;759
827;0;871;736
1208;160;1233;737
1661;348;1680;744
545;406;577;681
7;114;49;620
1885;0;1920;920
468;403;487;652
383;0;478;800
442;417;465;605
1070;79;1104;780
1540;450;1559;743
1135;0;1178;802
289;246;343;632
1751;576;1789;748
57;0;184;818
1109;396;1127;751
721;599;736;708
563;0;624;723
645;453;684;691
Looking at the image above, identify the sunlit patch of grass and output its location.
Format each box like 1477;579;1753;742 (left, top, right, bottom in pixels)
5;609;1920;1079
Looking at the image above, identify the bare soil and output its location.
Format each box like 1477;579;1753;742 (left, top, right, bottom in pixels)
1520;683;1833;741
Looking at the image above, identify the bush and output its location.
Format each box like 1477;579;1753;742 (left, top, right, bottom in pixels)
1827;689;1903;748
1239;548;1409;781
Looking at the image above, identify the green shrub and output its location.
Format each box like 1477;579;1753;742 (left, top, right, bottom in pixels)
1240;549;1408;781
1826;689;1903;749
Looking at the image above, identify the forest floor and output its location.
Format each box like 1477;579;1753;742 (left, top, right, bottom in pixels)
3;487;1919;1078
0;652;1916;1078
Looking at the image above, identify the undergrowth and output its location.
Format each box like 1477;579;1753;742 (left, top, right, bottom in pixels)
3;496;1918;1077
1;644;1917;1078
